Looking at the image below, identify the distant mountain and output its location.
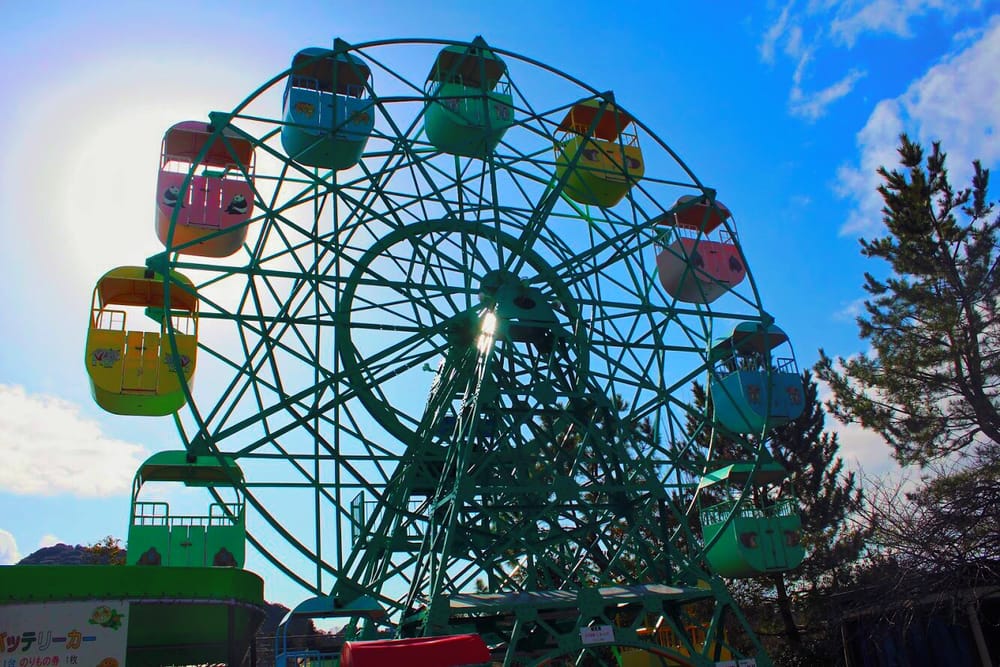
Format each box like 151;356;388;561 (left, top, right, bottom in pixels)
18;543;94;565
17;538;126;565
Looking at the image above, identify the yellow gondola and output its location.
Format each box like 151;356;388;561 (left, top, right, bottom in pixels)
554;99;644;207
85;266;198;416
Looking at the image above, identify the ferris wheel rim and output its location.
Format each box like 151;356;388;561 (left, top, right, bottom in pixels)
148;38;778;611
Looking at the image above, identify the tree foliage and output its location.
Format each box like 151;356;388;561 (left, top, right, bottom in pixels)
82;535;126;565
816;135;1000;465
835;462;1000;658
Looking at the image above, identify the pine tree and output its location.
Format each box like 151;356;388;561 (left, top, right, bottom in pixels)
815;135;1000;465
690;372;866;657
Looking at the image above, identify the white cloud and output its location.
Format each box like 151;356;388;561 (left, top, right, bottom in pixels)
784;24;805;59
759;2;983;120
833;296;868;322
38;534;62;548
830;0;955;48
836;99;904;235
816;377;900;476
953;24;987;45
0;385;147;497
837;17;1000;235
761;0;798;63
827;411;900;475
0;528;22;565
790;45;815;89
790;68;867;121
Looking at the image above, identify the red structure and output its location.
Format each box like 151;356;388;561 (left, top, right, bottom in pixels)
341;634;490;667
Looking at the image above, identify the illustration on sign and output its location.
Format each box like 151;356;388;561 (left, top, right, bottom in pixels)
87;607;123;631
90;349;121;368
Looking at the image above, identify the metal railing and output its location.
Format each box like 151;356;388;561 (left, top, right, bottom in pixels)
132;501;242;527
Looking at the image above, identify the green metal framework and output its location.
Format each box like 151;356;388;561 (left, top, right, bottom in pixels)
151;37;791;666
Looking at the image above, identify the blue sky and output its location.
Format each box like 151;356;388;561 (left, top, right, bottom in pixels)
0;1;997;606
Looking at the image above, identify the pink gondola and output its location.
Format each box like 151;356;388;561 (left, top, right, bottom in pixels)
155;121;255;258
655;195;746;303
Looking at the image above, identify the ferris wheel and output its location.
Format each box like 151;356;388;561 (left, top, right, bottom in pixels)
85;37;807;666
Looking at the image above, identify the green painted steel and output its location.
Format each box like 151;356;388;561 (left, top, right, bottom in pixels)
0;565;265;667
143;37;810;666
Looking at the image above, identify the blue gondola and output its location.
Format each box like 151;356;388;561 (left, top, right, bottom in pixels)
709;323;805;433
281;44;374;169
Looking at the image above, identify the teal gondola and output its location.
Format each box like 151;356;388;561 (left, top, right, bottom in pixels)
709;323;805;433
281;45;374;169
423;37;514;158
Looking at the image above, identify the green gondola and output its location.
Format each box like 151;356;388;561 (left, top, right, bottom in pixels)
423;37;514;157
699;462;804;578
127;451;246;568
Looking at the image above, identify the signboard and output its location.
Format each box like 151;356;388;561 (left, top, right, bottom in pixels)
579;624;615;645
0;601;129;667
